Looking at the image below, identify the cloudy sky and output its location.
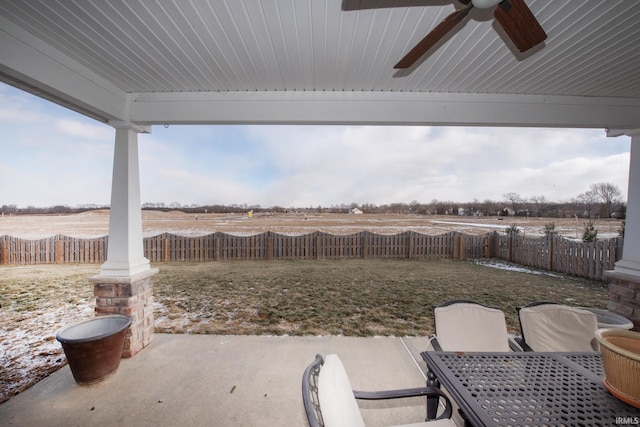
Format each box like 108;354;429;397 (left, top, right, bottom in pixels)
0;82;631;209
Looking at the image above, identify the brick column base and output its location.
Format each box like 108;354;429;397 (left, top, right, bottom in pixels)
90;268;159;358
607;272;640;331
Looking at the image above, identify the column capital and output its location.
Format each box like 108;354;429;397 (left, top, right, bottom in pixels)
109;120;152;134
606;128;640;137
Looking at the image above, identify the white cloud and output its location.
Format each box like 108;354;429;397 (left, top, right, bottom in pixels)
0;107;44;123
55;119;113;141
232;125;631;206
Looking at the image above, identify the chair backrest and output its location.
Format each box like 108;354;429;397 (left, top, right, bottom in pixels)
317;354;366;427
518;303;598;352
434;300;511;352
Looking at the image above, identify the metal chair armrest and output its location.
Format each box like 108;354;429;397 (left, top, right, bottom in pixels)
429;335;443;351
508;335;524;351
353;386;453;420
514;336;534;352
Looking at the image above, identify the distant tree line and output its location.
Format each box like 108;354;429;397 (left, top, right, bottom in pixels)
141;181;625;219
136;183;626;219
2;182;625;219
0;204;108;216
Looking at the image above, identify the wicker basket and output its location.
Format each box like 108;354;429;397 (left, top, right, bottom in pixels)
595;328;640;408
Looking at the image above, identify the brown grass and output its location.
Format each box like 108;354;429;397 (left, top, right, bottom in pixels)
153;258;608;336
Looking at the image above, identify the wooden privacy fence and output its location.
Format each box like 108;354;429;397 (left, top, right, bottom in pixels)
139;231;466;261
0;231;623;281
0;234;108;265
490;232;623;281
0;231;484;264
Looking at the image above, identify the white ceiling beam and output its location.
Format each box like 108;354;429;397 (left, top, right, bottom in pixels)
131;91;640;129
0;15;128;123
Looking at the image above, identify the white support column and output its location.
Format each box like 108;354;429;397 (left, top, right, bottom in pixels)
90;122;158;356
607;129;640;330
98;124;151;277
613;130;640;278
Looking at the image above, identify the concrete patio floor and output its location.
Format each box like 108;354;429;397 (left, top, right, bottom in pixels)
0;334;455;427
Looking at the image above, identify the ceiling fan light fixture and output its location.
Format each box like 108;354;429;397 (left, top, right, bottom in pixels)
472;0;502;8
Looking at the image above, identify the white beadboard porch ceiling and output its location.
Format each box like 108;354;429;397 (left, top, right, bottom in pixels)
1;0;640;128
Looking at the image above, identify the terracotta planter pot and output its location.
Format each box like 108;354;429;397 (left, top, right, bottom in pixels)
56;315;131;385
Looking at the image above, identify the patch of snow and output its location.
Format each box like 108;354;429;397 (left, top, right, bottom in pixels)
430;220;508;230
0;302;94;401
473;259;565;278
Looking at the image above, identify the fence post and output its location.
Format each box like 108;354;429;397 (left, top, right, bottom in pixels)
451;232;457;259
484;234;490;258
449;232;456;259
547;234;554;272
267;231;274;261
314;232;321;259
56;237;62;264
0;237;5;265
490;231;497;258
508;233;513;262
163;235;169;262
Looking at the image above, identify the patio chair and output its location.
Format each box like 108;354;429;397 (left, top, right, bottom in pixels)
427;300;520;352
424;300;522;421
302;354;455;427
515;301;599;352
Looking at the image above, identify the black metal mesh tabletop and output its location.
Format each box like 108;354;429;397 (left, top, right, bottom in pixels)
421;351;640;427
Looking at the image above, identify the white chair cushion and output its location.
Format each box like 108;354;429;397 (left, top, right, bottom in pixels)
435;303;511;352
318;354;366;427
519;304;598;352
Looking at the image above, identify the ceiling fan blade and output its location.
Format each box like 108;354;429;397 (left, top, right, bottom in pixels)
394;4;473;69
493;0;547;52
342;1;458;12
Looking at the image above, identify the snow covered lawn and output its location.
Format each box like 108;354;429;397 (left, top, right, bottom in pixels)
0;265;95;403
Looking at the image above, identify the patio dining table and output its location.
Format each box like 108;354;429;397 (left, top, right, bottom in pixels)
421;351;640;427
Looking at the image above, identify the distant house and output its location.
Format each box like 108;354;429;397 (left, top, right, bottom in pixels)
501;207;516;217
349;208;363;215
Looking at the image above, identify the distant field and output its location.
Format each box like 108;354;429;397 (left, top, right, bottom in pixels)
0;210;624;239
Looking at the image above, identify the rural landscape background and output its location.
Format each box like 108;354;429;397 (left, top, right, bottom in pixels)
0;209;621;403
0;179;627;239
0;209;625;239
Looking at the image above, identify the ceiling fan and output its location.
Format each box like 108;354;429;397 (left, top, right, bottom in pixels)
394;0;547;69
